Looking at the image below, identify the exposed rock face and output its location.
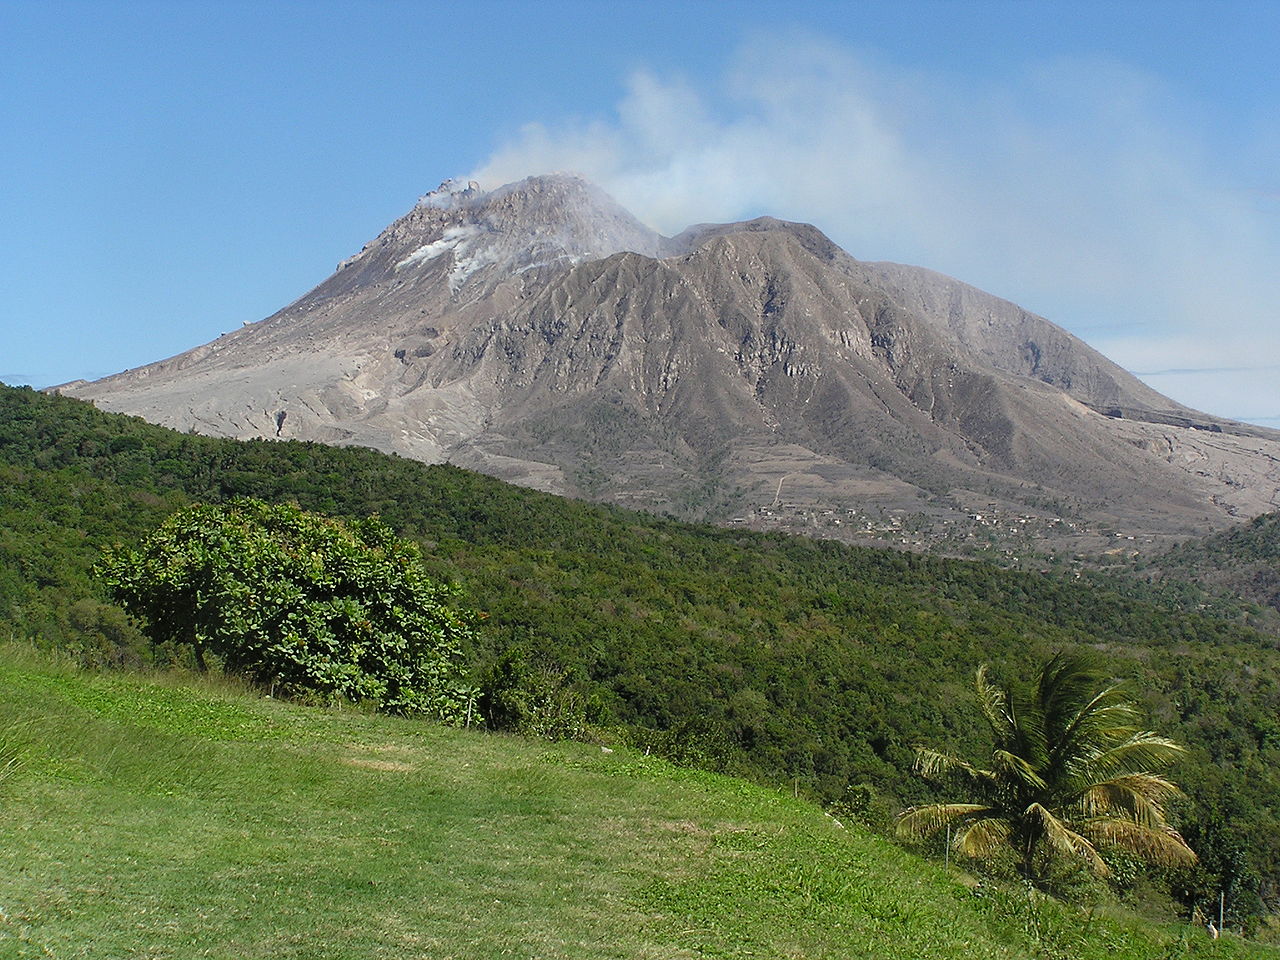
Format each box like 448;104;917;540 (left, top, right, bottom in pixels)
61;175;1280;548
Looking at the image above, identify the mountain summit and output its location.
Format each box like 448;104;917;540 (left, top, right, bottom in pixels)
60;175;1280;550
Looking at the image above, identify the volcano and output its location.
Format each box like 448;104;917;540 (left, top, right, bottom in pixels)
59;174;1280;550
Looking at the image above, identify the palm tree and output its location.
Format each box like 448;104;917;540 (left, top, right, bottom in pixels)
897;652;1197;886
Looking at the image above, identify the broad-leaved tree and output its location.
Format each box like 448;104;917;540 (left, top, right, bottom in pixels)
98;498;474;720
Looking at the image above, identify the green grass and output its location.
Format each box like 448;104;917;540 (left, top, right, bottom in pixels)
0;648;1273;960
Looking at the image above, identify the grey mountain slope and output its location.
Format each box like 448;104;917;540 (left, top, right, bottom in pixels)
678;218;1203;421
61;175;1280;549
857;260;1175;416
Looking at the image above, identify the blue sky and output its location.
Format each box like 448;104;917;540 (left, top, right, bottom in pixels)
2;0;1277;424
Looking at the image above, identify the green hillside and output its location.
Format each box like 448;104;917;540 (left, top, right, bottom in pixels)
0;647;1271;959
1142;513;1280;623
2;383;1280;924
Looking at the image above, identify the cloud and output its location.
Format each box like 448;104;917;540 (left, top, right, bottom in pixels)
470;35;1279;424
1132;366;1280;377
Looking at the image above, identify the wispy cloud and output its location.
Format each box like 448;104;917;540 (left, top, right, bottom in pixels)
470;34;1279;425
1133;365;1280;376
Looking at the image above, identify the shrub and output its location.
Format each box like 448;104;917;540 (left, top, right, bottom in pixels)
97;498;475;720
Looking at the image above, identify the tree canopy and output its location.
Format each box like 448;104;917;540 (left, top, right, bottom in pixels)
96;498;475;720
897;653;1197;886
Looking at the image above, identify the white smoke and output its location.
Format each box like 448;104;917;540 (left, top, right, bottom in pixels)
470;35;1280;424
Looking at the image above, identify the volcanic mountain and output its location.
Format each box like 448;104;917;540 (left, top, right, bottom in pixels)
61;175;1280;551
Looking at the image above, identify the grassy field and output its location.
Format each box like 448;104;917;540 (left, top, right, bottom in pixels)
0;647;1273;960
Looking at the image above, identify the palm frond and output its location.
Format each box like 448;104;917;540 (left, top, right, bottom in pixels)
1078;772;1182;817
955;817;1012;859
913;747;995;787
1055;687;1140;758
1035;655;1143;779
1107;772;1182;800
1075;781;1167;829
1027;802;1111;877
1083;732;1188;783
976;664;1015;740
896;802;990;840
1082;819;1198;867
991;749;1046;791
1037;652;1110;731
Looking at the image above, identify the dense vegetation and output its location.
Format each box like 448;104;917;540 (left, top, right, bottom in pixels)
2;647;1275;959
2;383;1279;927
1143;513;1280;622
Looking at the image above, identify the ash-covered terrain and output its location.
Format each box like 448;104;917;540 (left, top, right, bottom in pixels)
60;175;1280;556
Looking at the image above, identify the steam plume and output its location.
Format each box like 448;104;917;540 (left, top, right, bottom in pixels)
470;35;1279;423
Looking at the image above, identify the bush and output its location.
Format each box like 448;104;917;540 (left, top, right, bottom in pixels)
477;650;598;740
96;498;476;720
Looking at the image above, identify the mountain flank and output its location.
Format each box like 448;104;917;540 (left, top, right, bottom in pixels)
60;174;1280;553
